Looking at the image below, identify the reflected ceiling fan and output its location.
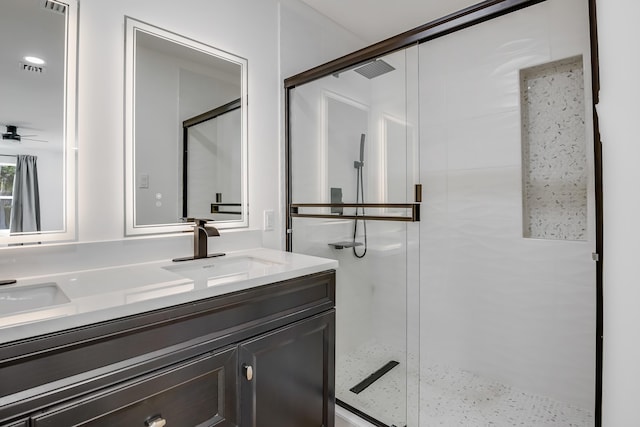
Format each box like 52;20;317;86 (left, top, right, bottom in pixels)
1;125;47;143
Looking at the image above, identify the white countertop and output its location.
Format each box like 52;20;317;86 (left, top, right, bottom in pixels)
0;248;338;344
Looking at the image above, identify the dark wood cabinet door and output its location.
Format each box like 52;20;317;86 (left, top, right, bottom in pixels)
31;347;238;427
239;311;335;427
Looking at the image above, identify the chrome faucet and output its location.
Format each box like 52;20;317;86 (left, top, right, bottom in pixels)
173;218;225;262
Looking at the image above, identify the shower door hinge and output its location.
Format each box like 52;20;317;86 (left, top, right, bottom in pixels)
286;228;293;234
414;184;422;203
592;252;600;261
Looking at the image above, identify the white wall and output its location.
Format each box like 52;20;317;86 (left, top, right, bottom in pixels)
597;0;640;425
278;0;366;79
77;0;281;247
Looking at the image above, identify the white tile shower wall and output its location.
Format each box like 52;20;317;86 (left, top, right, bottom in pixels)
419;0;595;409
521;56;588;240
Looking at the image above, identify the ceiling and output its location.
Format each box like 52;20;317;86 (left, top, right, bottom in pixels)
298;0;480;44
0;0;65;150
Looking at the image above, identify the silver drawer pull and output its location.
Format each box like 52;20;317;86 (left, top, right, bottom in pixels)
243;364;253;381
146;415;167;427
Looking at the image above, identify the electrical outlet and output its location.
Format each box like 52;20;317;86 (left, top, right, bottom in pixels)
263;210;275;231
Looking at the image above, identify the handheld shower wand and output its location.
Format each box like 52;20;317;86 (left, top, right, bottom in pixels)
353;133;367;258
354;134;365;169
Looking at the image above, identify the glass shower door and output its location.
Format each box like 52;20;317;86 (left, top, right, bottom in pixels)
287;48;420;427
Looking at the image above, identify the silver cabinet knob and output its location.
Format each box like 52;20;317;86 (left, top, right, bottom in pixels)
243;364;253;381
146;415;167;427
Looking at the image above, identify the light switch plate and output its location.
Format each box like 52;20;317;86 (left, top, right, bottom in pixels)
138;173;149;189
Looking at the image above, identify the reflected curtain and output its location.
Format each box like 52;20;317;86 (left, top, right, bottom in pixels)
10;155;40;233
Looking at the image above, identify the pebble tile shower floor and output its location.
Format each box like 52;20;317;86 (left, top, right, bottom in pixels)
336;342;594;426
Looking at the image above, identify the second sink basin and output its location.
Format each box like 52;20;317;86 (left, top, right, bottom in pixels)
0;282;75;329
0;282;70;316
163;256;281;283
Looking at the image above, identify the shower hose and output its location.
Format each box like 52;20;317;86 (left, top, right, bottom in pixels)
353;157;367;258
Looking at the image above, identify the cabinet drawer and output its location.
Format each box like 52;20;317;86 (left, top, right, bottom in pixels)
31;347;238;427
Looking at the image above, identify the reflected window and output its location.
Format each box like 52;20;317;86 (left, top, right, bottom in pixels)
0;159;16;231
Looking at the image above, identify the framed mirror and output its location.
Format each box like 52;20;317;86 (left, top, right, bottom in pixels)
124;17;248;236
0;0;77;246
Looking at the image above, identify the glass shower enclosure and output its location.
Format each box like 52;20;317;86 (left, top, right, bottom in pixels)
285;0;600;425
287;47;421;427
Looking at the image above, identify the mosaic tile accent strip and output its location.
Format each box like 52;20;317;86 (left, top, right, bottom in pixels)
336;341;593;426
520;56;588;240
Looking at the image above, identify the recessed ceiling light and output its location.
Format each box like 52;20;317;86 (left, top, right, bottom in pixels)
24;56;45;65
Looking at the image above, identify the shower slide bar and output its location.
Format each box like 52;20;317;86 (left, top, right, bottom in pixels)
290;203;420;222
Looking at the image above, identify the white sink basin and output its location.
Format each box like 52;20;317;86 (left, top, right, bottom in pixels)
0;282;70;315
163;256;281;283
0;282;75;328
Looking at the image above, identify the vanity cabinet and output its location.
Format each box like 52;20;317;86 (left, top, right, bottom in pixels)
0;270;336;427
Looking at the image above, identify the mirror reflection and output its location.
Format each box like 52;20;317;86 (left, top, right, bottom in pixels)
125;18;248;235
183;99;242;220
0;0;76;245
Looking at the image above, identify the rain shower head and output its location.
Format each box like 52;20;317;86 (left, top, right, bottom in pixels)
354;59;395;79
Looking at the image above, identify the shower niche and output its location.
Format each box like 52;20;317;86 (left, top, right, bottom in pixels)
521;56;589;241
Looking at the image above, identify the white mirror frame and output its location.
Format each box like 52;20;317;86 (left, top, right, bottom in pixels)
1;0;78;246
124;17;248;236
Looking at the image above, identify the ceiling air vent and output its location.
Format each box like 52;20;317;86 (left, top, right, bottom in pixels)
19;62;46;74
41;0;66;15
